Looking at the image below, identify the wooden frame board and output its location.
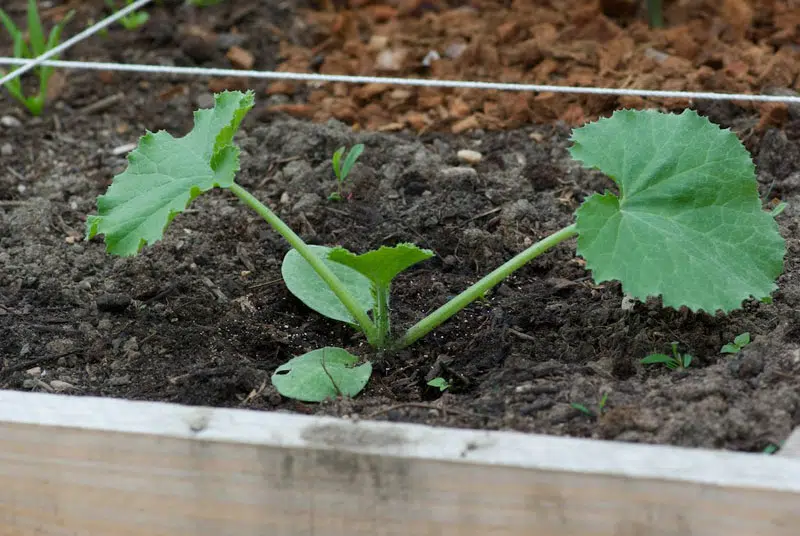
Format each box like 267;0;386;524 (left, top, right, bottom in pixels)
0;389;798;535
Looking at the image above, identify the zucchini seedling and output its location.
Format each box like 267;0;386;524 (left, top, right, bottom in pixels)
0;0;74;116
85;91;786;402
641;342;693;371
329;143;364;201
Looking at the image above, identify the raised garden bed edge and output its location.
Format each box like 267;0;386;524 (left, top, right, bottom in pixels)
1;389;799;536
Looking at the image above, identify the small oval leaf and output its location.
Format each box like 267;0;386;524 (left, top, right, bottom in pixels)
271;347;372;402
282;245;373;325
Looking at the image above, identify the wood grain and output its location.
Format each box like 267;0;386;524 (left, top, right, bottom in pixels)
0;390;798;536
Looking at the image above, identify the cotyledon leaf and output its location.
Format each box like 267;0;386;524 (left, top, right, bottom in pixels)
271;347;372;402
85;90;255;256
571;109;785;313
282;245;374;325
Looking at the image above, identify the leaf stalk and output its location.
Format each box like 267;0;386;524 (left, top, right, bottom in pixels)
397;224;578;348
229;182;381;344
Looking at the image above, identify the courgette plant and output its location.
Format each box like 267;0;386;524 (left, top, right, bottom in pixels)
85;91;786;402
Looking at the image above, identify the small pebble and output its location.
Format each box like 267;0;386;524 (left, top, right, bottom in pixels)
0;143;12;156
109;375;131;386
195;92;214;109
457;149;482;164
50;380;75;392
0;115;21;128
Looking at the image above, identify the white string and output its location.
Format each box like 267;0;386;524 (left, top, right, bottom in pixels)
0;0;153;87
0;55;798;104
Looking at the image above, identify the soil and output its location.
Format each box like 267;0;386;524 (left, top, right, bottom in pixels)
2;0;800;453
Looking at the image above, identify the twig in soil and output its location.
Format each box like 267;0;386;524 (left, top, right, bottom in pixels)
248;277;283;290
508;328;537;342
0;348;83;378
168;364;241;384
143;283;178;304
6;167;24;181
366;402;483;420
79;92;124;115
467;206;502;223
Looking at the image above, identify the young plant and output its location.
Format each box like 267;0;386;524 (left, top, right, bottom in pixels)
427;377;451;392
641;342;693;370
85;91;786;401
646;0;663;28
0;0;74;116
328;143;364;201
721;332;751;354
571;392;609;419
105;0;150;30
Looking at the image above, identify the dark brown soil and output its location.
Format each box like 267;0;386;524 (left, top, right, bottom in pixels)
1;0;800;453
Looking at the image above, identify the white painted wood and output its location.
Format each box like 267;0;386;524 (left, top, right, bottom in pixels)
0;389;798;536
779;427;800;458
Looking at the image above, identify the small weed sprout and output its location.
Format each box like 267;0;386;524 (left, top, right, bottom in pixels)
646;0;663;28
571;392;609;419
105;0;150;30
427;377;451;392
641;342;693;370
329;143;364;201
84;92;786;401
721;332;751;354
0;0;73;116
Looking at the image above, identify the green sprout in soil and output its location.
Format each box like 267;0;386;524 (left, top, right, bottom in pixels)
105;0;150;31
721;332;751;354
571;392;609;419
0;0;73;116
84;91;786;402
329;143;364;201
641;342;693;370
646;0;663;28
427;377;451;392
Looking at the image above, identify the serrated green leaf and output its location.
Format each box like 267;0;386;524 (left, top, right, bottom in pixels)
328;243;434;288
85;90;255;256
271;347;372;402
282;245;373;325
571;109;785;313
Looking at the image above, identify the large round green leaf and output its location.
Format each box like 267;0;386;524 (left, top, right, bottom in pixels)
570;109;785;313
281;245;373;325
271;347;372;402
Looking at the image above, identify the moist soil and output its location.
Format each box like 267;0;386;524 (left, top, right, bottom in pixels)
1;0;800;452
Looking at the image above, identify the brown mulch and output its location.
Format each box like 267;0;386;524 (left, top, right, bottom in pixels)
264;0;800;132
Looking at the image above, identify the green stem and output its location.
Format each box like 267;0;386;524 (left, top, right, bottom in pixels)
229;182;380;344
646;0;663;28
374;284;390;348
397;224;578;349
